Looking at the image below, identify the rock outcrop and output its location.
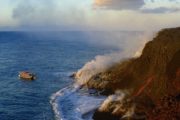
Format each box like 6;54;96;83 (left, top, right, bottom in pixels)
87;27;180;120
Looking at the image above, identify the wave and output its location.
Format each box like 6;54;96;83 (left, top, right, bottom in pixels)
50;84;106;120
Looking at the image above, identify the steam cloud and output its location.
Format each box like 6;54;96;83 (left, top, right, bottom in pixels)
75;32;155;85
99;90;135;118
99;90;127;111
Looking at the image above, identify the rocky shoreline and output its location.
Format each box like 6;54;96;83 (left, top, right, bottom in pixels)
75;27;180;120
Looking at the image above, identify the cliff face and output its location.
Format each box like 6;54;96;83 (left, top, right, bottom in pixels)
87;27;180;120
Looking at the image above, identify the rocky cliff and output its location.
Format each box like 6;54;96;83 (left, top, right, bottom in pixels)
86;27;180;120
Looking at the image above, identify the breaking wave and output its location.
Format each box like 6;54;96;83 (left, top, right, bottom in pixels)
50;84;106;120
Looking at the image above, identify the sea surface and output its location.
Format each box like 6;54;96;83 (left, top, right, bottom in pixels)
0;32;117;120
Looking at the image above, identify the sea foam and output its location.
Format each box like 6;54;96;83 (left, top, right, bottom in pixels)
50;84;106;120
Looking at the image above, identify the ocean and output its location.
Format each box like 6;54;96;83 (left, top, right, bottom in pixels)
0;31;117;120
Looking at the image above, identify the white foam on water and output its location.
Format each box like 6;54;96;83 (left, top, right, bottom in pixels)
53;71;75;77
50;84;106;120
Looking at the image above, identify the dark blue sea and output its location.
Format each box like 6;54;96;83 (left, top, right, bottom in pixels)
0;32;117;120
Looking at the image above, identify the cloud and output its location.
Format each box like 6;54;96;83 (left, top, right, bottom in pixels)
141;0;180;13
141;7;180;13
1;0;180;31
12;0;58;27
94;0;180;13
94;0;144;10
12;0;91;30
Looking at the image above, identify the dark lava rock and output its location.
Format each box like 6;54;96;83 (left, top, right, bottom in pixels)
90;27;180;120
93;110;120;120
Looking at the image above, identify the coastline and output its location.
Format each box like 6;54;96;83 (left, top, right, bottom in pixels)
73;27;180;120
50;27;180;120
50;83;106;120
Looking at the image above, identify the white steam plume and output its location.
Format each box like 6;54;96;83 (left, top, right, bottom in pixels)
99;90;135;118
99;90;127;111
75;32;155;85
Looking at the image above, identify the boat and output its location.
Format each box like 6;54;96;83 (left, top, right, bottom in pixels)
19;71;36;80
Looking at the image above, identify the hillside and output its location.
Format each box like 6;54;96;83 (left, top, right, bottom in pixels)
86;27;180;120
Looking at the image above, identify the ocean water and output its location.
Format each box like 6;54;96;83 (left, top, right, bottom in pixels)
0;32;116;120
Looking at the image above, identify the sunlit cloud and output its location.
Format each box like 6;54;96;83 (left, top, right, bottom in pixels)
93;0;180;13
94;0;144;10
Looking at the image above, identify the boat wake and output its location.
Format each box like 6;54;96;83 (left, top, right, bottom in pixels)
50;84;106;120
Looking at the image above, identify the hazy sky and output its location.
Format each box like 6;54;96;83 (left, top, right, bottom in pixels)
0;0;180;31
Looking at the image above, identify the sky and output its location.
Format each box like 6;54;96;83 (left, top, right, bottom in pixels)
0;0;180;31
